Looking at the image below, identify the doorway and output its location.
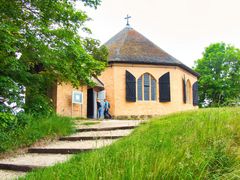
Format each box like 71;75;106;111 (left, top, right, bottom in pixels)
87;88;94;118
87;89;106;119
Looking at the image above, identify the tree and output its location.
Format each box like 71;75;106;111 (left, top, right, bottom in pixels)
0;0;108;113
194;42;240;107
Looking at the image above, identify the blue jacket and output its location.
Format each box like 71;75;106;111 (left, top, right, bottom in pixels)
104;101;109;110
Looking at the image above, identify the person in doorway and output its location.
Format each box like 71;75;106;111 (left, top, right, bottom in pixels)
104;99;112;119
97;98;102;119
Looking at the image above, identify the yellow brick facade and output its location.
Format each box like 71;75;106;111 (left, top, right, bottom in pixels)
52;64;198;118
98;63;198;118
53;83;88;117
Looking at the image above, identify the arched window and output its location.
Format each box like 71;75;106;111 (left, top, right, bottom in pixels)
137;73;156;101
186;80;191;103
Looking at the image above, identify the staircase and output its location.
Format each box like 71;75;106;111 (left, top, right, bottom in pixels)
0;120;141;180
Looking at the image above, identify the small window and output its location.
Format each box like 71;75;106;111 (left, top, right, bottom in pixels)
137;73;156;101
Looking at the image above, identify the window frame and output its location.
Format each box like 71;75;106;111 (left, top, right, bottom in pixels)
144;73;150;101
137;76;143;101
137;73;157;102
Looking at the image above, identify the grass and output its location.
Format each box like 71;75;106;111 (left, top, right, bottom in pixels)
23;107;240;179
0;115;74;153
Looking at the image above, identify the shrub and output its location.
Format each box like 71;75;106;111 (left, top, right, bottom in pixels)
0;112;18;131
16;112;33;127
0;114;74;153
25;94;54;117
223;97;240;107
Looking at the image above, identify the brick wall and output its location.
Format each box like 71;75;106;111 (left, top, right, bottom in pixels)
98;63;198;117
55;83;87;117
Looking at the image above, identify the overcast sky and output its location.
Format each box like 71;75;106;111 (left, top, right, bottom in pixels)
81;0;240;68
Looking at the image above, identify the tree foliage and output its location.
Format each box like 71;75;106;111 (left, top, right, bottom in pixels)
0;0;108;113
194;43;240;107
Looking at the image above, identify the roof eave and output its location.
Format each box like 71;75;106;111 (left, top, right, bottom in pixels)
108;61;200;78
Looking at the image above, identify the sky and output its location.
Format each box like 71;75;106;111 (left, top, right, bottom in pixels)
80;0;240;68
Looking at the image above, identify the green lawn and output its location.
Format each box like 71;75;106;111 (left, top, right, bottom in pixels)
23;107;240;179
0;115;74;153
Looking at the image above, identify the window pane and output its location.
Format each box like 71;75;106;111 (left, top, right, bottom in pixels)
144;74;150;101
151;78;156;100
137;76;142;100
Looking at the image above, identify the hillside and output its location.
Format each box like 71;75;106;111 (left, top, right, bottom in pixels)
23;107;240;179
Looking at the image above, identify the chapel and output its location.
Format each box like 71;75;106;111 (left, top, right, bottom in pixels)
51;25;199;119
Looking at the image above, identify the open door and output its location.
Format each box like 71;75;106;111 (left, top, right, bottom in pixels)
97;90;106;119
87;88;94;118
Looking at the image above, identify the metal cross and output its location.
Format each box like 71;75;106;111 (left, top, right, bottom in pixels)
124;14;131;26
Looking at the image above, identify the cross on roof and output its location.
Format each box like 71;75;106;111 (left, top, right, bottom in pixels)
124;14;131;26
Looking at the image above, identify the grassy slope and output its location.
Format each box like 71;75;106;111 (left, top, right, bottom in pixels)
0;116;74;153
23;108;240;179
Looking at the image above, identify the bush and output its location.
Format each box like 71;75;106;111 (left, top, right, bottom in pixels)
223;97;240;107
0;114;74;153
0;112;33;132
0;112;18;131
16;112;33;127
25;94;54;117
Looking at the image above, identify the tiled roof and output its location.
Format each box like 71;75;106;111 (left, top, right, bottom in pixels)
105;27;199;77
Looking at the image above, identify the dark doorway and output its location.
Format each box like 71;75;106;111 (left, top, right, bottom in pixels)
87;88;94;118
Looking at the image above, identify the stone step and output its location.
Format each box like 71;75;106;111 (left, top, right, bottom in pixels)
0;170;25;180
28;148;93;154
62;129;132;139
0;164;41;172
59;136;123;141
0;154;71;172
60;129;132;141
28;139;116;154
75;120;142;131
76;125;137;132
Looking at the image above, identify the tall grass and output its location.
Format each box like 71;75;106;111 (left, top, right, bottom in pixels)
23;107;240;179
0;115;74;153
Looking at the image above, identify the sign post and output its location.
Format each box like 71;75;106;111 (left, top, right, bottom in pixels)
72;91;83;117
